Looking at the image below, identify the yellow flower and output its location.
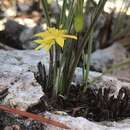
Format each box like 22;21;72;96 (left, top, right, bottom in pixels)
35;27;77;51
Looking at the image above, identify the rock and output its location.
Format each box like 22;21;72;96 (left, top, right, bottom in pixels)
42;112;130;130
19;25;43;49
15;18;36;28
1;111;130;130
0;49;129;110
4;125;21;130
3;72;43;111
44;112;104;130
75;67;130;98
0;50;130;130
91;43;129;72
17;0;33;13
0;50;49;73
3;8;16;17
1;20;26;49
0;50;49;110
0;18;43;49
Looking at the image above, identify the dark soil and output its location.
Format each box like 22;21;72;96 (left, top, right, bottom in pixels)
0;111;46;130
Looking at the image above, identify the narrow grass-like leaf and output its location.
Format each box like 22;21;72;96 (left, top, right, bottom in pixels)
83;27;93;93
59;0;67;27
41;0;50;26
65;0;75;32
67;0;107;93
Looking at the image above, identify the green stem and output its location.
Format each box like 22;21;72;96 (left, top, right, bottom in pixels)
82;51;85;83
59;0;67;27
53;67;60;98
83;28;93;93
41;0;50;26
67;0;107;93
65;0;75;31
41;0;53;91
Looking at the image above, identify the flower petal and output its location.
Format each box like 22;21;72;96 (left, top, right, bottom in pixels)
34;27;77;50
35;44;45;50
35;43;51;51
44;43;53;51
35;39;55;51
63;34;77;40
34;39;45;44
56;37;64;48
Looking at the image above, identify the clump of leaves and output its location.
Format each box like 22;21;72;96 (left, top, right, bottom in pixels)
34;0;107;100
34;69;130;122
84;87;130;121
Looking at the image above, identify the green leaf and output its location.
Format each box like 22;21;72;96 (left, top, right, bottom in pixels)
74;14;84;32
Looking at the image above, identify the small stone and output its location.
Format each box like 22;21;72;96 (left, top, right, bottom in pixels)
4;125;21;130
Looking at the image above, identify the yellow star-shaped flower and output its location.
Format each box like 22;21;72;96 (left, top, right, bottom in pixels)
34;27;77;51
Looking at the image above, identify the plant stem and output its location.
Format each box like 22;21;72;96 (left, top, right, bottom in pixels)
83;27;93;93
59;0;67;27
53;67;60;98
41;0;54;91
67;0;107;94
65;0;75;31
41;0;50;26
